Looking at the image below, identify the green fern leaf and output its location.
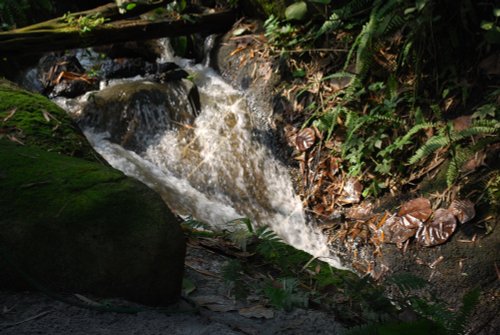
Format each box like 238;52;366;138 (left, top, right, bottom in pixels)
388;273;428;292
448;289;480;335
408;135;449;165
446;148;473;186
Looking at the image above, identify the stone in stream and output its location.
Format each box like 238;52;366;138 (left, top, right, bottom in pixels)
77;80;200;152
0;80;186;305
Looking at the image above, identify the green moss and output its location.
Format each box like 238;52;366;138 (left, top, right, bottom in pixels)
0;79;98;161
0;139;186;304
245;0;290;18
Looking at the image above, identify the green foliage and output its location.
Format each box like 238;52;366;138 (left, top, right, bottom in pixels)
63;12;108;34
0;80;96;160
0;0;53;29
285;2;308;21
409;117;499;186
347;273;480;335
221;259;250;300
264;277;309;311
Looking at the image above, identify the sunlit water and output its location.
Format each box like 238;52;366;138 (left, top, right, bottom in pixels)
55;40;344;269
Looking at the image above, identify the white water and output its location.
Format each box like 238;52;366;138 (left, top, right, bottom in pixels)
57;41;344;269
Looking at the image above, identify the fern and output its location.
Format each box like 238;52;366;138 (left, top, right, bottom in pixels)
380;122;435;157
452;120;499;141
446;147;474;186
408;133;449;165
387;273;428;292
447;289;480;335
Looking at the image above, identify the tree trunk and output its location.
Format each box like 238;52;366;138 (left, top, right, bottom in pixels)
0;1;236;55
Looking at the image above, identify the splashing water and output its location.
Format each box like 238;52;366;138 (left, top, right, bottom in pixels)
58;41;344;269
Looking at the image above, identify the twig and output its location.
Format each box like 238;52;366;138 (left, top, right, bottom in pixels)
1;310;52;330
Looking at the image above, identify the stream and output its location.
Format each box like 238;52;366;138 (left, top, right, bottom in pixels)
53;38;343;269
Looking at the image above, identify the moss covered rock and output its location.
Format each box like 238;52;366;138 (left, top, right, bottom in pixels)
0;79;97;161
241;0;290;18
0;140;186;305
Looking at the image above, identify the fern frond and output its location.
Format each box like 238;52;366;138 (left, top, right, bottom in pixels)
182;216;212;231
255;226;282;242
446;148;473;186
388;273;428;292
381;122;435;156
448;289;480;335
408;135;449;165
452;120;499;141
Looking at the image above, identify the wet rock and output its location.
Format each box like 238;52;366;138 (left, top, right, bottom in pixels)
18;54;98;97
0;79;97;161
93;40;164;63
78;80;200;151
0;81;186;305
101;57;151;79
0;140;186;306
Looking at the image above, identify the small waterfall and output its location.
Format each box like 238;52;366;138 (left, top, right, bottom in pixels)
57;39;344;269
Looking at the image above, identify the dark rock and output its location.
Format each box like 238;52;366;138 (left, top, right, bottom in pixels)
0;140;186;306
101;57;150;79
0;79;98;161
50;78;97;98
93;40;164;63
78;80;200;152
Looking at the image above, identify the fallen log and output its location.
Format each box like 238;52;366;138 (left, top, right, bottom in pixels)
0;2;236;55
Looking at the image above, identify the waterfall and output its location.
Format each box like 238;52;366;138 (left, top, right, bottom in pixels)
56;39;345;269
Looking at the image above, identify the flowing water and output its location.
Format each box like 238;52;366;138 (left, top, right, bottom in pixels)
56;40;344;269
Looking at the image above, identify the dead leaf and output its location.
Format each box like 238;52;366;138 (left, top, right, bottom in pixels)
398;197;432;228
338;178;363;204
448;199;475;224
415;208;457;247
295;127;315;151
2;108;17;123
238;305;274;319
380;214;418;247
345;202;373;221
452;115;472;132
461;151;486;172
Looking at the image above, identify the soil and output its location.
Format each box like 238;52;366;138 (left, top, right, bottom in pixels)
0;242;345;335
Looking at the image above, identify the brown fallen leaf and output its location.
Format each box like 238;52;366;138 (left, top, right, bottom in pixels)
452;115;472;132
416;208;457;247
338;178;363;204
295;127;316;151
380;214;418;247
398;197;432;229
2;108;17;123
448;199;475;224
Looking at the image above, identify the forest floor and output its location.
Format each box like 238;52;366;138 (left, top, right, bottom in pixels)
0;238;345;335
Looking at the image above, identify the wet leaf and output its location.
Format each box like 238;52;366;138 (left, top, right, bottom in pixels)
182;278;196;296
285;1;308;21
452;115;472;132
398;197;432;228
345;202;373;221
448;199;475;224
338;178;363;204
295;127;315;151
461;151;486;172
380;214;417;246
415;208;457;247
232;27;248;36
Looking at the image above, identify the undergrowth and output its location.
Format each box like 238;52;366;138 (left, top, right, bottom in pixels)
263;0;499;199
183;218;480;332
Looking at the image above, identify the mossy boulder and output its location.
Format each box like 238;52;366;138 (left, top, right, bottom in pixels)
241;0;290;18
0;140;186;305
0;79;97;161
